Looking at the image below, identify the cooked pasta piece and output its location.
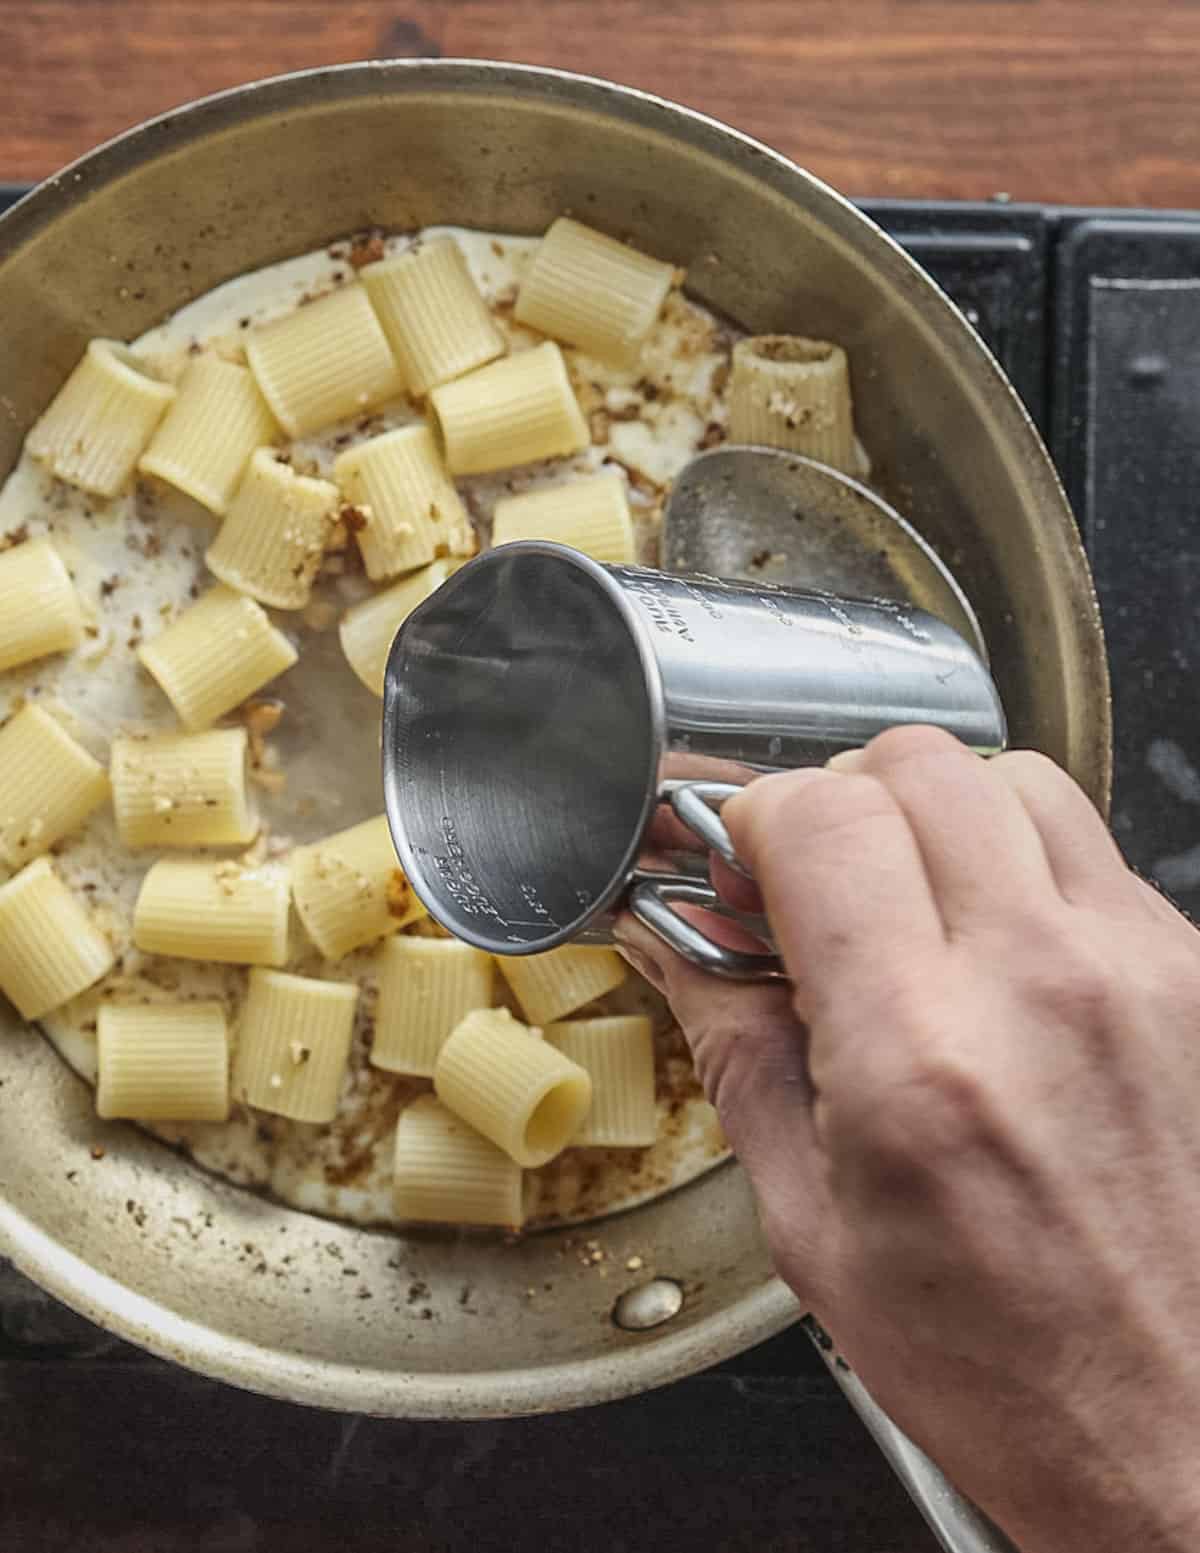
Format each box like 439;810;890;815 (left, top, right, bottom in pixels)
434;1006;592;1168
137;585;297;730
97;1001;230;1121
429;342;589;475
26;339;175;497
137;355;278;515
232;968;357;1123
393;1095;523;1228
205;448;339;609
338;559;447;696
372;935;494;1076
333;426;465;581
0;704;109;871
496;945;626;1027
0;537;84;673
0;857;115;1019
544;1015;657;1147
728;336;856;473
133;858;290;966
360;238;505;395
515;218;676;367
110;728;257;849
490;472;634;563
245;284;403;437
291;814;425;961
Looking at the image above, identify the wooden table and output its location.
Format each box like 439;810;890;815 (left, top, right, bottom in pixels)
3;0;1199;207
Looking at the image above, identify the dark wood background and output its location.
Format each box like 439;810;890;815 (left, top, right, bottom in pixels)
3;0;1200;206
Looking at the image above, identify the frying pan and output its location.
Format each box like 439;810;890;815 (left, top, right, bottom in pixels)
0;60;1110;1417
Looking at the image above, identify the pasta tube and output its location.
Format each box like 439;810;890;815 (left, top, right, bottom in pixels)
429;342;588;475
26;339;175;497
110;728;257;849
728;336;856;472
544;1016;657;1147
496;945;626;1027
137;354;278;515
360;238;504;395
138;585;297;730
333;425;465;581
291;814;426;961
133;858;290;966
337;559;447;696
0;537;83;672
372;935;493;1076
393;1095;523;1228
0;857;115;1020
0;704;109;871
232;967;358;1124
97;1001;230;1122
515;217;675;367
434;1006;592;1168
205;448;339;609
245;284;403;437
490;472;634;563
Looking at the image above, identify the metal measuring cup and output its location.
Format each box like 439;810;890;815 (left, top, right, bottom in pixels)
381;542;1006;980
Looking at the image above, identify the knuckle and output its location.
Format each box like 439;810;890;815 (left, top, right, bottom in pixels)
861;1051;1000;1178
864;724;971;771
1017;922;1118;1032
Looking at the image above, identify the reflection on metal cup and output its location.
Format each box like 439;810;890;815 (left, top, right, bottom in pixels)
382;542;1006;979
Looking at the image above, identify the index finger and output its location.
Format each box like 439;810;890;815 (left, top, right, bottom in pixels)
722;768;945;1021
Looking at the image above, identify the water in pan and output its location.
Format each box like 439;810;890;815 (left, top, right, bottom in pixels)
0;227;735;1230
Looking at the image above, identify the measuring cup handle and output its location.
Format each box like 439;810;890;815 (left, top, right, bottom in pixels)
631;780;785;980
629;878;786;981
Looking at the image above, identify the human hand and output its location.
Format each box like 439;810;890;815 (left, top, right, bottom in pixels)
615;726;1200;1553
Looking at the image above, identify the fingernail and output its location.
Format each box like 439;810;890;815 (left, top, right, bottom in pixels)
826;748;866;773
613;938;662;985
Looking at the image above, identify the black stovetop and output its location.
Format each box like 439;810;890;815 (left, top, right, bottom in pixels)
3;189;1199;1550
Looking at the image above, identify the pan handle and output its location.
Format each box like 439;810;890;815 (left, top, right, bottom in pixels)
802;1319;1020;1553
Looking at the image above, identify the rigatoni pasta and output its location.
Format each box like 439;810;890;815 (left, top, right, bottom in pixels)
97;1001;230;1121
515;217;676;367
434;1006;592;1168
0;857;115;1019
291;813;425;961
245;284;403;437
110;728;257;849
0;704;109;871
338;559;447;696
491;472;634;563
26;339;175;497
429;341;589;475
393;1095;523;1228
205;449;339;609
137;355;279;515
232;968;358;1123
496;945;626;1027
728;336;856;473
544;1016;657;1147
372;935;493;1076
333;426;465;581
360;238;504;395
133;858;290;966
137;585;297;730
0;537;84;673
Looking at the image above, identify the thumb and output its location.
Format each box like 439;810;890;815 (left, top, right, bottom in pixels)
613;911;832;1304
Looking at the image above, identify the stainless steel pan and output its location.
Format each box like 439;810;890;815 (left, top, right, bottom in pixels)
0;61;1111;1418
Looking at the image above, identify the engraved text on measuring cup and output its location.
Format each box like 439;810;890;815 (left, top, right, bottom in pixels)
434;814;505;922
627;576;696;644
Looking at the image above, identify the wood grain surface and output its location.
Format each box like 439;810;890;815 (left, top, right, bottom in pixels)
1;0;1198;206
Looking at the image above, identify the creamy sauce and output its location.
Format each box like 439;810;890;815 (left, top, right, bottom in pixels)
0;226;734;1230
